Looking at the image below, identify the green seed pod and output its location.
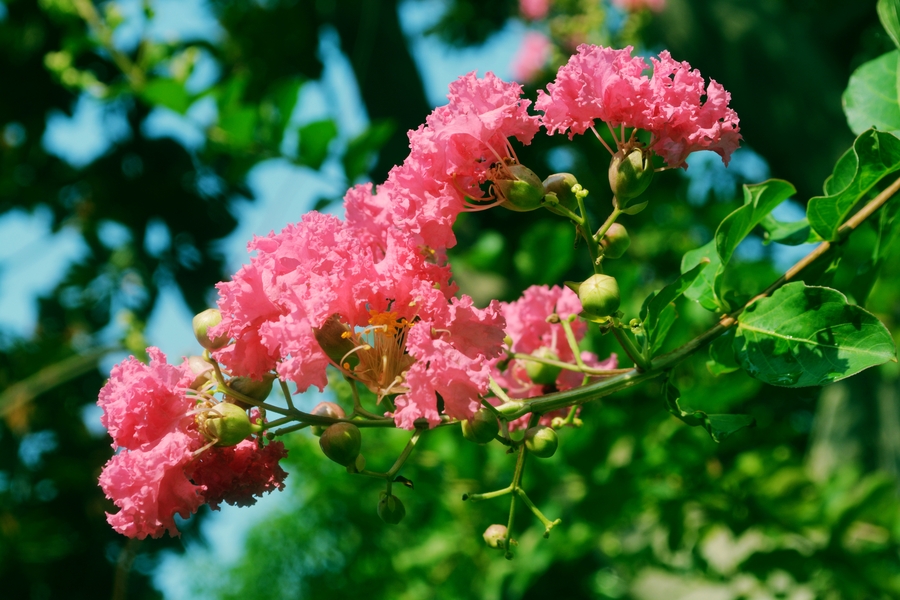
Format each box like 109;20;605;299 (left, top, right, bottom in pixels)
524;347;562;385
524;425;559;458
576;274;620;318
496;164;545;212
192;308;229;350
599;223;631;259
310;401;346;437
541;172;580;216
461;407;500;445
313;314;359;370
483;524;508;549
319;422;361;466
608;148;654;207
204;402;254;447
377;492;406;524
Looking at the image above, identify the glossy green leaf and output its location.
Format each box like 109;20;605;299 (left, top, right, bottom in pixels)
843;51;900;135
759;214;819;246
716;180;796;264
681;240;725;312
640;260;706;352
141;78;192;114
650;304;676;355
298;119;338;170
808;130;900;241
707;330;740;375
733;282;897;387
879;0;900;50
664;381;755;442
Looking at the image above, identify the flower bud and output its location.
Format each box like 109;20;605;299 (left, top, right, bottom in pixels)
310;401;346;437
495;400;526;418
319;422;361;466
461;408;500;445
524;347;562;385
483;524;508;549
524;425;559;458
204;402;254;447
313;314;360;370
609;148;653;207
186;355;215;390
193;308;229;350
377;492;406;524
227;374;275;407
541;173;580;217
599;223;630;259
572;274;620;318
495;164;545;212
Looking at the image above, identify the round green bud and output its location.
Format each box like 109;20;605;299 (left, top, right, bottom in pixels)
483;524;508;549
609;148;654;206
577;274;620;318
310;402;346;437
599;223;631;259
377;492;406;524
496;164;545;212
524;425;559;458
319;422;361;466
541;172;580;216
205;402;254;447
193;308;229;350
461;408;500;445
227;374;275;407
524;347;562;385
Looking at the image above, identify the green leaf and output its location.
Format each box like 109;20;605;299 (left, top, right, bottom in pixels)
848;195;900;305
343;120;396;182
842;51;900;135
650;304;676;355
708;330;741;375
733;282;897;387
808;129;900;241
681;240;725;312
140;78;192;114
716;179;796;264
879;0;900;50
664;380;755;442
218;106;258;148
298;119;338;170
640;260;706;351
759;214;820;246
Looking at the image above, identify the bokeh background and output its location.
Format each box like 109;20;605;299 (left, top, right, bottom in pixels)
2;0;900;598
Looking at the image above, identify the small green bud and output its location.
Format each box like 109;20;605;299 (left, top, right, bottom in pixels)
495;164;545;212
319;422;361;466
576;274;620;318
461;408;500;444
599;223;630;259
227;374;275;407
377;492;406;524
204;402;254;447
524;425;559;458
313;315;359;370
192;308;229;350
524;347;562;385
609;148;654;207
541;173;580;216
310;401;346;437
483;524;508;549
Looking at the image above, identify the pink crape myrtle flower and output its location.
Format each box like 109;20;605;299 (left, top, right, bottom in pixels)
189;435;288;510
344;72;540;253
490;285;617;428
98;349;288;538
511;31;552;83
612;0;665;12
537;44;740;168
520;0;550;20
211;212;507;430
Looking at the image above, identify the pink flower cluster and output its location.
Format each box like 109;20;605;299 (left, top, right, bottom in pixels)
519;0;551;20
536;45;741;168
491;286;617;427
98;348;287;539
612;0;666;12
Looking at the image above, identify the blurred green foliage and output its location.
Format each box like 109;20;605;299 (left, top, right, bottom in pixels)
1;0;899;599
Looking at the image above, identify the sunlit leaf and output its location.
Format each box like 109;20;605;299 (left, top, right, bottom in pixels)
843;51;900;135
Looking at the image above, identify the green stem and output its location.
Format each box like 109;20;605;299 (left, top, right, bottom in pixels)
593;207;623;242
610;322;651;371
574;187;605;273
463;485;514;502
515;488;561;537
559;318;588;370
278;379;297;411
509;353;630;377
348;378;387;420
